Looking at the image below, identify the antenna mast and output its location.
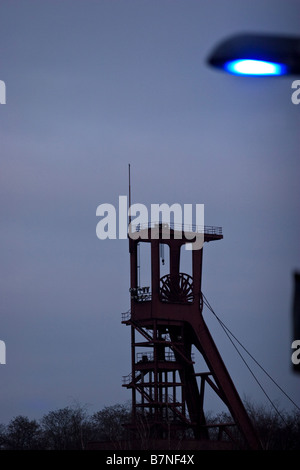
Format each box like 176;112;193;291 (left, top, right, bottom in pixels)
128;163;131;226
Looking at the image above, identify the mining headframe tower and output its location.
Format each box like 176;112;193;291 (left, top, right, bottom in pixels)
121;219;262;450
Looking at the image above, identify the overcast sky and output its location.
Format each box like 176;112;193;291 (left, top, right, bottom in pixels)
0;0;299;425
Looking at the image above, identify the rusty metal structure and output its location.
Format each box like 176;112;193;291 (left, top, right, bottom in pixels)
122;218;262;450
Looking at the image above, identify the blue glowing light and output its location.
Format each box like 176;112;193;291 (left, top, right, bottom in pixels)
224;59;288;76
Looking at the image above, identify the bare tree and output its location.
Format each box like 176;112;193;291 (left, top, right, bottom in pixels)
41;405;92;450
245;400;300;450
91;403;130;446
2;416;42;450
0;400;299;450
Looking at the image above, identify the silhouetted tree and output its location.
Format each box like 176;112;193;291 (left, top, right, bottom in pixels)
41;405;92;450
2;416;43;450
0;400;299;450
91;403;130;444
245;400;300;450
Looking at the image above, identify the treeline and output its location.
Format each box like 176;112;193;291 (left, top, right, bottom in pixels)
0;401;299;450
0;403;130;451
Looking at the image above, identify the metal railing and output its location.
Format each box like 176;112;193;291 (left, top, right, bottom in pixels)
122;372;135;385
121;309;131;322
129;221;222;236
129;287;151;302
137;351;176;363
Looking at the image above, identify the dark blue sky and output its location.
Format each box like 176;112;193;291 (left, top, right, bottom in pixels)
0;0;299;424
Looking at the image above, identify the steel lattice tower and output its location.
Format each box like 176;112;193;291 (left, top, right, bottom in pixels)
122;222;262;450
